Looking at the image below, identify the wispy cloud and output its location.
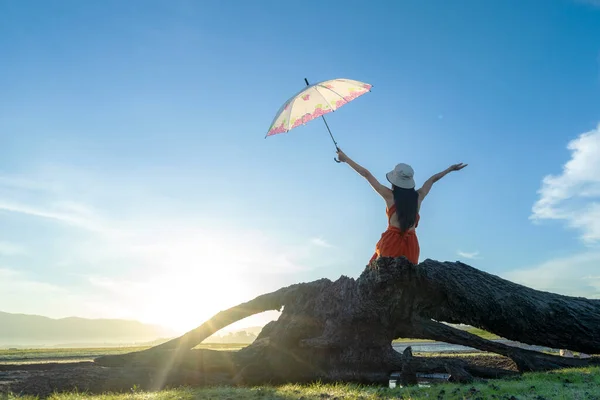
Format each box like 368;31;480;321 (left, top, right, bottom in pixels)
572;0;600;8
0;268;64;295
530;123;600;243
0;174;62;193
310;237;333;248
502;252;600;299
0;267;159;325
457;250;480;260
0;241;26;256
0;267;92;318
0;169;331;331
0;200;90;227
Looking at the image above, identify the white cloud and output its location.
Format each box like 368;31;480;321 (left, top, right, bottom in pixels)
531;123;600;243
519;123;600;300
0;241;26;256
310;237;333;248
502;252;600;299
457;250;480;260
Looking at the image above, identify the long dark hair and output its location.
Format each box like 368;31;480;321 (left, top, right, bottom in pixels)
392;186;419;232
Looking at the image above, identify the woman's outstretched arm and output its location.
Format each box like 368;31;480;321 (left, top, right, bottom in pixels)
417;163;467;201
337;148;391;200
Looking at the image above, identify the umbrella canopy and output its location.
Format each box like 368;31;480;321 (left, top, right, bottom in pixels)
266;78;372;137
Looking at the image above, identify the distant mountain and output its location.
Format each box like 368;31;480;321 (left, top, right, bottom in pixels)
221;326;263;336
0;311;178;346
204;326;264;344
242;326;265;336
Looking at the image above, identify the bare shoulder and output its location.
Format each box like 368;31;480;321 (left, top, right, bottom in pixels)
381;187;394;206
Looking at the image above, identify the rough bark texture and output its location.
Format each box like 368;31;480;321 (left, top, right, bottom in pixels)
3;257;599;397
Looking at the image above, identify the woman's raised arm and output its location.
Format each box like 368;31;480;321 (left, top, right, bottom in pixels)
337;148;391;200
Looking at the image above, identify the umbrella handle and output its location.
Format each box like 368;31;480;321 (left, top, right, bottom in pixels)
334;146;341;163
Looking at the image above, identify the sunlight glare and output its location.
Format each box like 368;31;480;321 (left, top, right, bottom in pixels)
125;230;282;334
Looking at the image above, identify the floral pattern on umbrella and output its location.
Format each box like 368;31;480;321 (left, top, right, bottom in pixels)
267;78;372;137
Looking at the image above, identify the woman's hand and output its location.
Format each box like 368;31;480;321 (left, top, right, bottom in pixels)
418;163;468;201
336;148;348;163
448;163;468;172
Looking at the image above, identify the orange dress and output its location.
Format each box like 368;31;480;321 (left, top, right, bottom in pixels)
369;204;420;265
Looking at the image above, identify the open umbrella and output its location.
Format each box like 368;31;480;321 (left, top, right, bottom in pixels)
266;78;373;162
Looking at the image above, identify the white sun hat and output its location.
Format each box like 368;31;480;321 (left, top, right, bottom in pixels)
386;163;415;189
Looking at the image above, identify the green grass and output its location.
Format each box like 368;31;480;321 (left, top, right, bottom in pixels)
4;367;599;399
463;327;501;340
393;326;501;343
1;345;596;399
393;338;436;343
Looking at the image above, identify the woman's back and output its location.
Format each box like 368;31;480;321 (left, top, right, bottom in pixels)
385;185;420;232
370;202;421;265
386;203;420;231
334;147;467;266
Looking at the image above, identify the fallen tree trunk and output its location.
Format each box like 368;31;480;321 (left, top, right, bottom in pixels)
4;257;598;396
400;259;600;354
92;257;599;387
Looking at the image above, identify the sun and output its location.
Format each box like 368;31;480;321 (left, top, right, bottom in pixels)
135;267;253;334
119;227;291;335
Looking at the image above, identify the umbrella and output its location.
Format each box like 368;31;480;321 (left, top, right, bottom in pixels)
266;78;373;162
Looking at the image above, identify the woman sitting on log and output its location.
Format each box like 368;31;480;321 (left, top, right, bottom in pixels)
336;148;466;267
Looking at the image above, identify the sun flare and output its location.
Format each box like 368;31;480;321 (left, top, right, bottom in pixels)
120;233;287;334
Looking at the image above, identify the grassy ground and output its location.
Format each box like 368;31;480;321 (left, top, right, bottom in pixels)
461;327;501;340
3;367;599;399
0;344;247;364
4;338;463;364
393;327;501;343
2;326;495;362
1;344;597;399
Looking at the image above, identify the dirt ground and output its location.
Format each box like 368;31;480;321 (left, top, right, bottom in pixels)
0;354;520;398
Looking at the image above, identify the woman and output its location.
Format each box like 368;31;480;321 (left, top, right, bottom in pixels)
336;148;467;266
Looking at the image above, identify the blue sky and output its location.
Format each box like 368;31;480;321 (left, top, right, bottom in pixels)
1;0;600;333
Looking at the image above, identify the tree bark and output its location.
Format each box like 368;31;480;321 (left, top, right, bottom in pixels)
94;258;599;382
4;257;599;396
